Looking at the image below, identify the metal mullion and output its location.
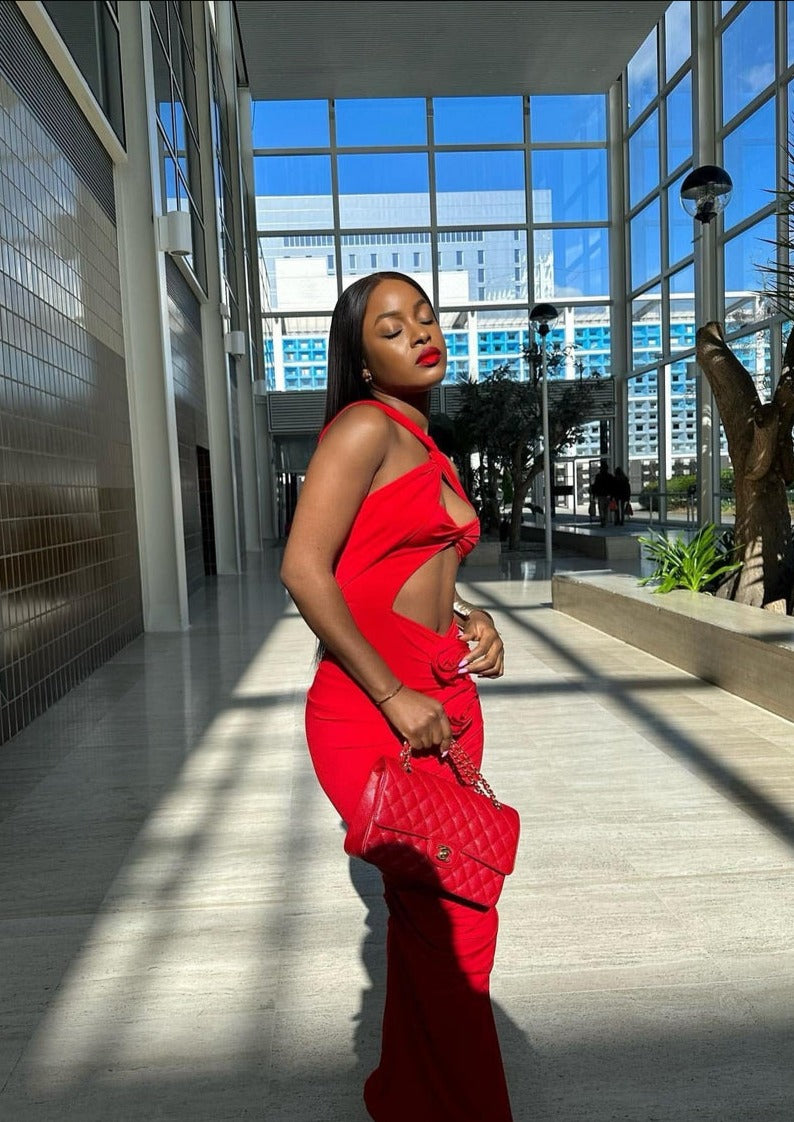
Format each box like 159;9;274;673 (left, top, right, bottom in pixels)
333;144;427;155
533;221;609;231
432;142;524;152
261;223;535;238
257;227;335;238
625;94;661;142
252;147;330;157
524;95;534;308
722;200;778;243
627;271;664;302
438;299;608;313
716;0;749;35
528;141;605;152
718;84;780;142
328;100;342;299
770;0;788;389
263;308;336;320
426;98;439;309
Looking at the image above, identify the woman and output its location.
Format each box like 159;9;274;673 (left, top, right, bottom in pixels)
612;465;632;525
280;272;513;1121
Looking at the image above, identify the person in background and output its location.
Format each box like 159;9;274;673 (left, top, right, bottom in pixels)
612;466;632;526
590;459;615;527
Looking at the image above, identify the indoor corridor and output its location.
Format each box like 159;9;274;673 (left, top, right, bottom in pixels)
0;550;792;1121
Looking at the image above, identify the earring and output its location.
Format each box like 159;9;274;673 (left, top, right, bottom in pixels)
362;369;373;384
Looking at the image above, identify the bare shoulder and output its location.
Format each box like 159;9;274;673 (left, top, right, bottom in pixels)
320;402;393;459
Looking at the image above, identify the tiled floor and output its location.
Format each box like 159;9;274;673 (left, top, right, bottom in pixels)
1;546;792;1121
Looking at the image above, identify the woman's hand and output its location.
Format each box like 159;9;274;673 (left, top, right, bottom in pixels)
458;610;504;678
379;686;454;755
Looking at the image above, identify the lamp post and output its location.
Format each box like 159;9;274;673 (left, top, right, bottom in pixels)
679;165;732;526
529;302;559;576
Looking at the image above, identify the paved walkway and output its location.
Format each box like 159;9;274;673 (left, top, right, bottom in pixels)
1;548;792;1121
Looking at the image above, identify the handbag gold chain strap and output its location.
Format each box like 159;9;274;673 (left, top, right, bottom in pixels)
399;740;503;810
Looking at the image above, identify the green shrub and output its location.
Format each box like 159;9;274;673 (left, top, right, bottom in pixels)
638;522;741;594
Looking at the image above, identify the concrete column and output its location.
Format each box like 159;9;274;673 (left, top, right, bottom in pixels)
114;1;188;630
193;1;240;573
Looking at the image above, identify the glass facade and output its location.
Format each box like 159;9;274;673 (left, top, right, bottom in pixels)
43;0;124;142
622;0;790;520
149;0;205;285
254;92;611;466
252;1;793;523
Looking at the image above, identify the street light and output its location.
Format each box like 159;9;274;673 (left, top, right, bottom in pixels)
679;164;733;225
679;165;732;525
529;302;559;576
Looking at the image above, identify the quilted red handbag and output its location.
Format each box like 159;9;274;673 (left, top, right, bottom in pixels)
344;741;520;909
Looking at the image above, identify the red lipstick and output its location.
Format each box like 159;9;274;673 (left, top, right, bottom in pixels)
416;347;441;367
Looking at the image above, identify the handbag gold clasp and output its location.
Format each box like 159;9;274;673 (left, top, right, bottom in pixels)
436;844;451;862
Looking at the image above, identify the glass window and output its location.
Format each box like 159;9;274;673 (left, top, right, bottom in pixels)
435;151;525;225
470;309;532;378
628;372;659;474
722;1;775;126
340;232;430;290
666;72;692;176
535;228;610;300
632;289;662;368
337;153;429;227
259;236;338;311
557;305;612;378
151;20;175;148
722;98;776;230
665;0;691;80
669;265;695;354
42;1;125;142
531;150;607;222
252;100;329;148
667;172;693;268
335;98;427;146
530;95;606;142
629;110;660;207
437;230;527;305
433;96;523;144
262;315;332;391
627;28;658;125
631;198;661;290
254;155;334;230
723;215;777;332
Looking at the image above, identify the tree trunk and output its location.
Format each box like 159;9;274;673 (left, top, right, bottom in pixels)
696;321;794;609
508;458;541;551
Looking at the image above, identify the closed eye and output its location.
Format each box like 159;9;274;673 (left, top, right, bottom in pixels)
382;329;402;339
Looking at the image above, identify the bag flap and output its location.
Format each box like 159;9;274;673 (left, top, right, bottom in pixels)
370;758;520;877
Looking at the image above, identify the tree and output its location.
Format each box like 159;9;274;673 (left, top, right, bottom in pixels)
695;321;794;608
455;360;597;550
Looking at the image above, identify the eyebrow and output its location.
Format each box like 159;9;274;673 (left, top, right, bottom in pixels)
373;297;431;325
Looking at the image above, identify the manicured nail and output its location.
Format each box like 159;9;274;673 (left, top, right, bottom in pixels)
458;658;468;668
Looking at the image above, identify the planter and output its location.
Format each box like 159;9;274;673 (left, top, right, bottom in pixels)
552;571;794;723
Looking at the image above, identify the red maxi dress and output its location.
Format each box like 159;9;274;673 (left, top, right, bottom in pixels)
305;400;514;1122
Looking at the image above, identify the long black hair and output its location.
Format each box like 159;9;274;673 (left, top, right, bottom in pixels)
323;271;436;426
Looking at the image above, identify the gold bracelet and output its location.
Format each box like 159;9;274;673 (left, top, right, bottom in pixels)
453;599;493;624
374;682;404;707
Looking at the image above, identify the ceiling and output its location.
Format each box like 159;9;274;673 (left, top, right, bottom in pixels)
235;1;672;101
